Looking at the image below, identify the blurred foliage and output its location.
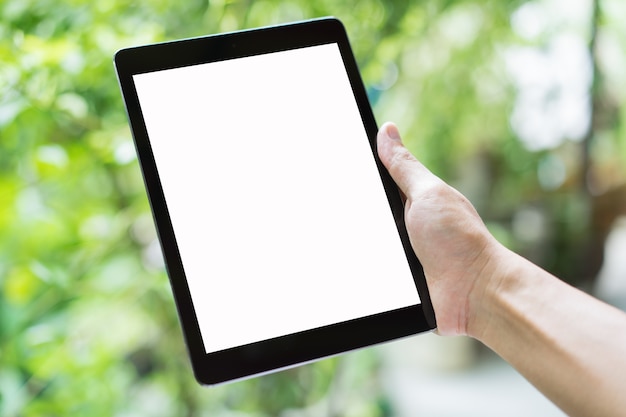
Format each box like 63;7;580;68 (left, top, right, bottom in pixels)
1;0;625;416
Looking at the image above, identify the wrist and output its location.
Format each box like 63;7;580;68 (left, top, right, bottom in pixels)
465;240;524;341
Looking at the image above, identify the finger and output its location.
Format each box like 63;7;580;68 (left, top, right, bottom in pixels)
376;122;433;198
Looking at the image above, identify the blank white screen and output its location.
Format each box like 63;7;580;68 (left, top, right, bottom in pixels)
133;43;420;353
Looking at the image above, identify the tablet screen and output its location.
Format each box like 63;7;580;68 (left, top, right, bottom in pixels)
132;42;421;354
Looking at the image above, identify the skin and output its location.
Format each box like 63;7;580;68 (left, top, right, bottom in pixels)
377;122;626;417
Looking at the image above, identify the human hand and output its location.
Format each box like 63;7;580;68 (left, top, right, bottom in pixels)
377;122;505;337
378;123;626;416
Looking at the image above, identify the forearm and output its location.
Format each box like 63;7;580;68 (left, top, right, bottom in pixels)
472;247;626;417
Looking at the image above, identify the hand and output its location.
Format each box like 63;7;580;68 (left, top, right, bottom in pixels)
376;122;504;336
377;122;626;416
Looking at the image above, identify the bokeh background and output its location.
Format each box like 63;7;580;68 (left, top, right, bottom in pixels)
2;0;626;416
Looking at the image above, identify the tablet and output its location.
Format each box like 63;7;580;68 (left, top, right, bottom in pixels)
114;17;436;385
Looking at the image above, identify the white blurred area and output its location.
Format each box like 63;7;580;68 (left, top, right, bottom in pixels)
378;336;565;417
595;217;626;311
507;0;593;151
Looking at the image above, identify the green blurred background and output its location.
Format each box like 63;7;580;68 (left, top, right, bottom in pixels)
1;0;625;416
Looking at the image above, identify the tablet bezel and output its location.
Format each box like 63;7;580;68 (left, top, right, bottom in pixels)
114;17;436;386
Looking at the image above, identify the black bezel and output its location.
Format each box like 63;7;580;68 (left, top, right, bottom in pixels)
114;17;436;386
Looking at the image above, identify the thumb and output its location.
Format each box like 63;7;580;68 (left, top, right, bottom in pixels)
377;122;433;198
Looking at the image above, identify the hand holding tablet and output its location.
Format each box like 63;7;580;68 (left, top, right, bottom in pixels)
114;17;436;385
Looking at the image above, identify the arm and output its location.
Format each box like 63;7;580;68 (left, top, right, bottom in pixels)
377;122;626;417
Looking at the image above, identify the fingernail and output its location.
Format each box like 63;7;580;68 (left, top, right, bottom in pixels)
385;123;401;142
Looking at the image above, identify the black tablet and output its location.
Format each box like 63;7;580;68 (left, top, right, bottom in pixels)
114;17;436;385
